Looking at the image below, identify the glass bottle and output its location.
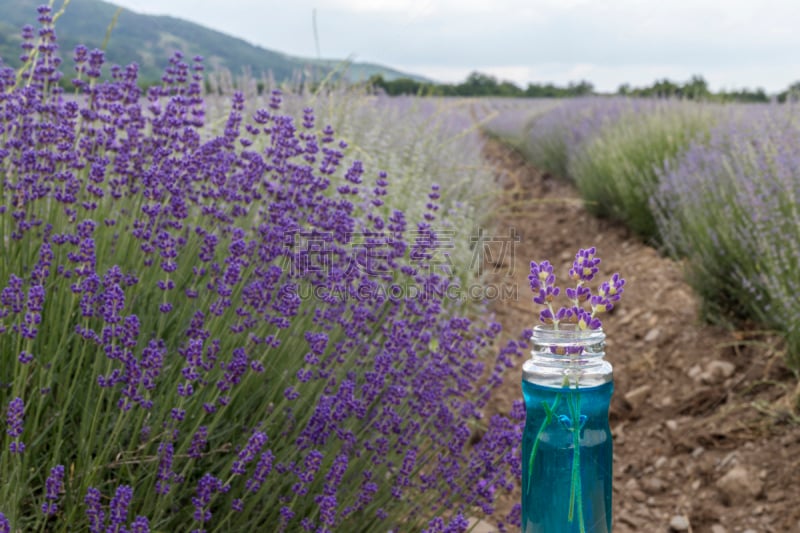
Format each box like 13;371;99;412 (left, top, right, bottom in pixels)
521;324;613;533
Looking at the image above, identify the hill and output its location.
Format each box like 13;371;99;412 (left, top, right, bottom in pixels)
0;0;428;85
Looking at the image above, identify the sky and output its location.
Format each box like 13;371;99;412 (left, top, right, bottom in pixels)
108;0;800;93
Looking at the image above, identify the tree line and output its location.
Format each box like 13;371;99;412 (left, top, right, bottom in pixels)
369;72;594;98
369;71;800;103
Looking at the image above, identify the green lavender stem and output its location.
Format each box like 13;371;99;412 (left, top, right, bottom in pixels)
567;391;586;533
526;394;560;495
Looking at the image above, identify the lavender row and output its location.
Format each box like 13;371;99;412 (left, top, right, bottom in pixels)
0;7;524;532
653;105;800;367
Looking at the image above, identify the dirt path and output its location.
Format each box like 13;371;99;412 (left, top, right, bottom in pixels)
482;140;800;533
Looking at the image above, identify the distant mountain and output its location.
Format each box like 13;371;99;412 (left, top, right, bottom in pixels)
0;0;429;85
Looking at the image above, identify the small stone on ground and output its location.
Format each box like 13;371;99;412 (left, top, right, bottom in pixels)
669;514;690;531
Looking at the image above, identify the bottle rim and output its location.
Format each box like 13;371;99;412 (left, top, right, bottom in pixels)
531;324;605;341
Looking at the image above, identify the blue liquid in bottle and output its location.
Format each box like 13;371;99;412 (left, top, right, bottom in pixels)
521;380;613;533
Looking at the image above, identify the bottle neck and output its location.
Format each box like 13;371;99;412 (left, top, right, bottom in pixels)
523;325;612;388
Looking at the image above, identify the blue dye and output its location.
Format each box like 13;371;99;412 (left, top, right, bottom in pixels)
521;380;613;533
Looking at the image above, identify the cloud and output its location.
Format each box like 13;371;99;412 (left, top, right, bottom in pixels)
110;0;800;92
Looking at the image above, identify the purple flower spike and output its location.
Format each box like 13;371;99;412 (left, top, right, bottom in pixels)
192;473;226;526
0;513;9;533
599;273;626;302
528;260;555;291
156;442;175;495
529;260;559;305
245;450;275;493
6;397;25;453
231;431;268;475
130;516;150;533
84;487;105;533
188;426;208;459
42;464;65;515
569;247;601;282
109;485;134;530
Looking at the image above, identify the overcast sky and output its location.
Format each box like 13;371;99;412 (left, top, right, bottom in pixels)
109;0;800;93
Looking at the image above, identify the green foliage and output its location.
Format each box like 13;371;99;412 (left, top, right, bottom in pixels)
618;75;710;100
716;87;769;103
777;81;800;103
618;75;770;103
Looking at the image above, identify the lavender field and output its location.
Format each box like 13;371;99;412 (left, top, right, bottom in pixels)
0;8;527;532
3;4;800;533
485;97;800;371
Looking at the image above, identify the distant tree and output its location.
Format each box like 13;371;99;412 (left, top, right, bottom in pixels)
497;80;524;97
650;78;680;98
718;87;769;103
368;74;433;96
777;81;800;103
458;72;500;96
682;75;710;100
566;80;594;96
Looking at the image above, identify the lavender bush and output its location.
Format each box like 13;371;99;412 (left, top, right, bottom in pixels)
0;8;525;531
516;98;649;178
568;101;716;239
653;106;800;369
207;74;500;293
474;98;558;146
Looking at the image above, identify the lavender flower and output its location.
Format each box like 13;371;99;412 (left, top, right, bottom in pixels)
569;246;600;282
108;485;133;532
155;442;175;495
231;431;267;475
6;397;25;453
529;248;625;331
421;512;470;533
192;473;225;526
245;450;275;493
528;260;559;305
130;516;150;533
42;464;65;515
188;426;208;459
85;487;105;533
